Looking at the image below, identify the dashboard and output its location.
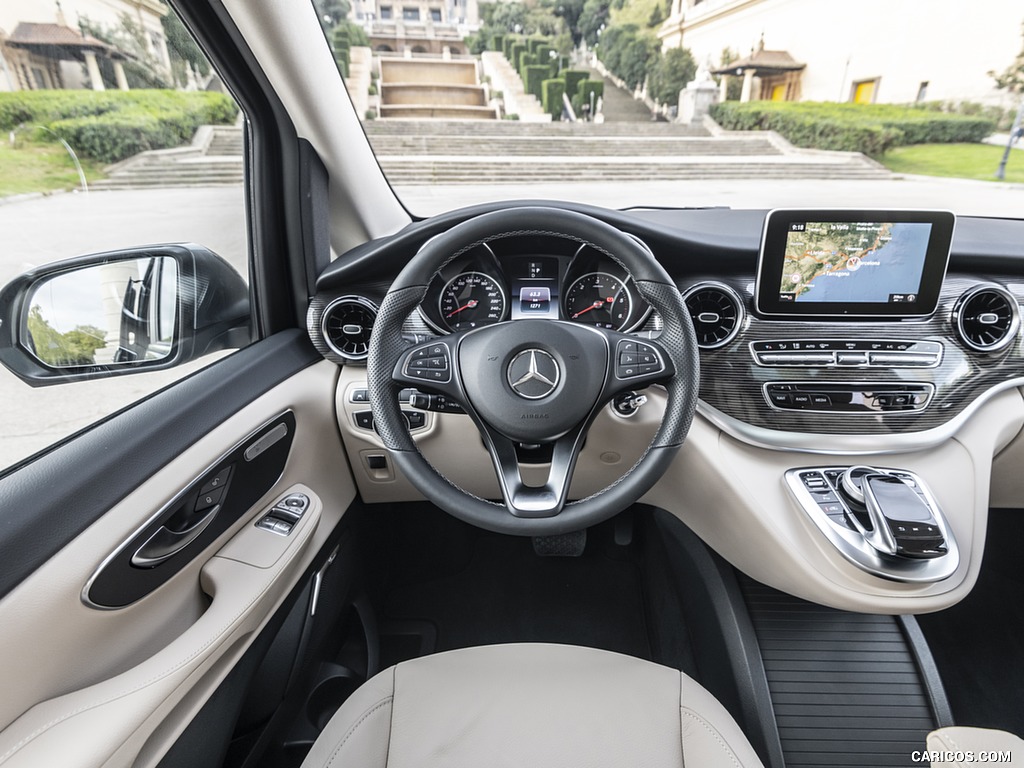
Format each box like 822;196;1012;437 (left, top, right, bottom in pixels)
304;202;1024;614
309;206;1024;450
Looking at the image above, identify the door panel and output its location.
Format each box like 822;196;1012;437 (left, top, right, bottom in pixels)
0;358;355;767
0;331;319;601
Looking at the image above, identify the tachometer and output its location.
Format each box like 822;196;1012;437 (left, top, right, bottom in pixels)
564;272;632;330
439;272;507;331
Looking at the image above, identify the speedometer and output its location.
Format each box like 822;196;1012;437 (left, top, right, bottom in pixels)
564;272;632;330
439;272;507;331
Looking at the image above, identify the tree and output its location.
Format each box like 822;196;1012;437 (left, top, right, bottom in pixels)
79;15;170;88
597;24;657;90
546;0;585;44
648;45;696;106
487;1;529;32
647;3;664;28
314;0;352;27
991;22;1024;93
26;307;106;367
717;47;743;101
579;0;610;46
162;12;211;79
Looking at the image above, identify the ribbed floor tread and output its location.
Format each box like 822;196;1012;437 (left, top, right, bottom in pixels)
740;577;937;768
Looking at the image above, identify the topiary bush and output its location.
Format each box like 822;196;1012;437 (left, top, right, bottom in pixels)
562;69;589;98
709;101;995;156
572;79;604;115
542;78;566;118
0;90;237;164
491;34;505;52
523;65;550;100
511;42;527;72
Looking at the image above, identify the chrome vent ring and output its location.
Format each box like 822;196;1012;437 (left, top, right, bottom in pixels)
952;285;1020;353
321;296;378;361
682;282;744;349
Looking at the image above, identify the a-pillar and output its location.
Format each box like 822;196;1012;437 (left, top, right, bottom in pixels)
84;50;105;91
113;60;129;91
739;69;754;102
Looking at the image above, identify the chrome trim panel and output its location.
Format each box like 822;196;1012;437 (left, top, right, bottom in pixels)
784;467;959;583
697;376;1024;454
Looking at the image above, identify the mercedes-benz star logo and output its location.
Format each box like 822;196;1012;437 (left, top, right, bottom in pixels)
507;349;560;400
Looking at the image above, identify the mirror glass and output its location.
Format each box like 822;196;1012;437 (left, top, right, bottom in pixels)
23;256;178;369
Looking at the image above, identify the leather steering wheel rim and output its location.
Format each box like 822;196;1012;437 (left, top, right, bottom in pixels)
367;206;699;536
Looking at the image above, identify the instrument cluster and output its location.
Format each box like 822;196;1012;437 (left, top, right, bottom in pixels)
417;239;652;335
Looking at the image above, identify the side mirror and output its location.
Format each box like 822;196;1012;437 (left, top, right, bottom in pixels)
0;244;250;387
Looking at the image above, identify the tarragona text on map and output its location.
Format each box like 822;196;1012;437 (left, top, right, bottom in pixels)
782;222;893;297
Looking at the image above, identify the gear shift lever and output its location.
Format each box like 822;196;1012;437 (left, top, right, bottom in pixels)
861;473;947;558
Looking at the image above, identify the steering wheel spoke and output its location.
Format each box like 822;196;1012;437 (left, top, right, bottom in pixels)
479;421;590;519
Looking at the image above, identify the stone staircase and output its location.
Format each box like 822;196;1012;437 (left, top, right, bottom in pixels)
362;119;891;184
94;118;890;188
93;125;243;189
480;51;549;122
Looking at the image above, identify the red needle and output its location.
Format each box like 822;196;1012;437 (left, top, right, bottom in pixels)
446;299;478;318
572;300;604;319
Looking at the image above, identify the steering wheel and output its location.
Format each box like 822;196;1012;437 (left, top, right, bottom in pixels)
367;207;699;535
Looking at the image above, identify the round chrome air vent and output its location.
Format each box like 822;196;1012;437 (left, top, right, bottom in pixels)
681;282;744;349
952;285;1020;353
321;296;378;361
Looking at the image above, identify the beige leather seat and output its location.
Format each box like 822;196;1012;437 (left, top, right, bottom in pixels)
301;643;766;767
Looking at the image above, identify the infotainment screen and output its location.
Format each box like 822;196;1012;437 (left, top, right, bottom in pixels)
755;210;955;317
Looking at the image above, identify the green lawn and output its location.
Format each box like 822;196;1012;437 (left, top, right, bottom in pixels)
880;142;1024;183
0;138;104;198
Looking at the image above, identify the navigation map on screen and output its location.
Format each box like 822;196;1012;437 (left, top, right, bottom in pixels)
777;221;933;305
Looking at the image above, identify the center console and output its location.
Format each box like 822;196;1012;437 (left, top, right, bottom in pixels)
786;466;958;583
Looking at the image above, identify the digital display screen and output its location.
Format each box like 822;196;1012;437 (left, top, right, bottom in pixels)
777;221;932;305
510;256;560;320
755;210;955;317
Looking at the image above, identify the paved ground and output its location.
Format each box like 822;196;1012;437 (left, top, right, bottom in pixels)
0;176;1022;471
0;187;247;471
588;70;654;123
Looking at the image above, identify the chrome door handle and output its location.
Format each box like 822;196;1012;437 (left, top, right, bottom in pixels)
131;505;219;567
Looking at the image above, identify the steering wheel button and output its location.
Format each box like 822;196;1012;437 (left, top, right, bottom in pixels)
638;363;660;374
619;341;637;353
354;411;374;429
619;353;637;365
638;353;656;364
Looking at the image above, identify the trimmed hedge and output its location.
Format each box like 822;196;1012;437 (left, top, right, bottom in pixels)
522;65;550;100
572;79;604;115
542;78;565;118
0;90;237;164
491;34;504;52
709;101;995;156
511;43;527;72
563;69;589;98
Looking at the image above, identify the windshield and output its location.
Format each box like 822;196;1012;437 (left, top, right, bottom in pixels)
312;0;1024;217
